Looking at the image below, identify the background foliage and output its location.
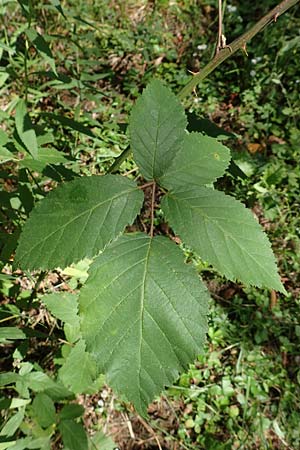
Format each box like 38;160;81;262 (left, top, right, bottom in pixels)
1;0;300;449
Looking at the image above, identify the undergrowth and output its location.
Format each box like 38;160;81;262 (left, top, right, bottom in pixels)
1;1;300;449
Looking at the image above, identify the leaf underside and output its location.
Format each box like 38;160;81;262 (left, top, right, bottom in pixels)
129;79;187;180
159;132;231;190
15;175;144;270
161;187;285;293
79;233;209;415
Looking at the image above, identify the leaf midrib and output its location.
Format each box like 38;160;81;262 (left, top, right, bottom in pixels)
19;187;137;261
168;193;277;282
138;237;152;407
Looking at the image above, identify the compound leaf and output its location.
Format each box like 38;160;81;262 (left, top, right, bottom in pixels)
159;132;231;190
161;187;285;293
15;175;143;270
129;79;187;180
79;233;209;415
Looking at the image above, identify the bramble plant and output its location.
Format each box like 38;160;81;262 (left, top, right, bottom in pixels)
1;1;299;447
15;79;285;415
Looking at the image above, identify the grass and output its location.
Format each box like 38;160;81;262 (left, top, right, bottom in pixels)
1;0;300;449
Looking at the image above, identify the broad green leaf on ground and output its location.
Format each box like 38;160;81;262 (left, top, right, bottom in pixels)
42;292;80;343
19;148;69;172
32;393;56;428
159;132;231;190
15;100;38;159
79;233;209;415
15;175;144;270
161;187;285;293
25;29;57;74
59;340;97;394
59;420;88;450
129;79;187;180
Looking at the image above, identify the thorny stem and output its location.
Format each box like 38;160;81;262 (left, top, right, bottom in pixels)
178;0;299;100
107;0;299;173
150;182;156;238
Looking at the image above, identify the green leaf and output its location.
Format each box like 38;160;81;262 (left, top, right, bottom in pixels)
15;100;38;159
41;113;95;138
187;113;236;140
59;404;84;420
129;79;187;180
59;340;97;394
9;399;31;409
42;292;80;343
59;420;88;450
42;292;79;323
49;0;67;18
88;431;116;450
25;29;57;75
0;148;17;164
22;371;55;392
0;129;9;146
79;233;209;415
161;187;285;292
0;442;17;450
5;437;50;450
159;132;231;190
0;327;26;344
0;372;20;386
15;175;143;270
32;393;56;428
19;148;69;172
0;409;24;437
0;72;9;88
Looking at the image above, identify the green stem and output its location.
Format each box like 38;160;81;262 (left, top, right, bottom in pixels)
178;0;299;100
107;145;131;173
24;0;33;105
24;40;29;104
107;0;299;172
